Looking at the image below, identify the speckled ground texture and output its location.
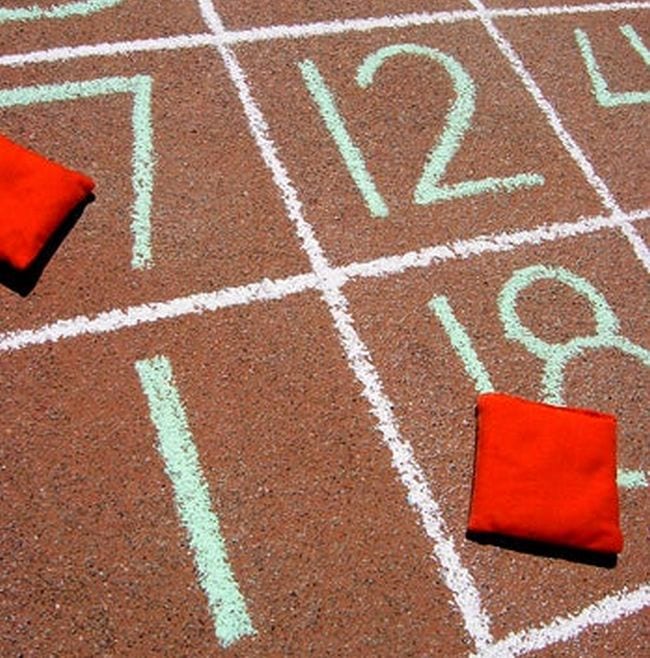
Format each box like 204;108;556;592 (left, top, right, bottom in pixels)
1;1;648;657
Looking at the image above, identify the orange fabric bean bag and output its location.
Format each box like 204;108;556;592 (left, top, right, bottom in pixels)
468;393;623;554
0;134;95;271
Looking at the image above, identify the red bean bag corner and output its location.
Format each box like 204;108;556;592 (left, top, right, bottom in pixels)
0;134;95;271
468;393;623;554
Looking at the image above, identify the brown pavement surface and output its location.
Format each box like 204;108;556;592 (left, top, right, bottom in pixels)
216;0;469;32
0;48;310;333
1;295;470;656
1;1;649;657
639;217;650;245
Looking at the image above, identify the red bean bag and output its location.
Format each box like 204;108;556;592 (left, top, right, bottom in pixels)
0;134;95;271
468;393;623;554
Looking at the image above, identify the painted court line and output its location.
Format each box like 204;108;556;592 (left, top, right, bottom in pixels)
2;3;650;68
0;273;318;353
226;2;650;45
135;355;255;647
476;584;650;657
467;0;650;273
1;209;648;355
196;0;495;651
0;33;216;68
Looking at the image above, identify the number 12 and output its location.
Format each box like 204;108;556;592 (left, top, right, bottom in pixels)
299;43;544;219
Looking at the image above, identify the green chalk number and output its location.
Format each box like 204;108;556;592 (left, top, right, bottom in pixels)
429;264;650;489
575;24;650;107
300;43;544;219
136;356;255;648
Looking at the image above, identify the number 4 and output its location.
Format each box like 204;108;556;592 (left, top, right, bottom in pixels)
575;25;650;107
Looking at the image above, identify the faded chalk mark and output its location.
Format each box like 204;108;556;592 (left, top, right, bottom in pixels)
135;355;255;648
620;24;650;66
429;267;649;490
0;0;124;23
0;75;155;269
428;295;494;394
357;44;544;205
575;25;650;107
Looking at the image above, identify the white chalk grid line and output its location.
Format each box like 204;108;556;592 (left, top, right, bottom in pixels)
2;2;650;67
1;0;648;655
1;207;648;354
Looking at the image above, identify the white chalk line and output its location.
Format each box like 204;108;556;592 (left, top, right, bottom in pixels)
223;9;477;45
443;3;650;651
201;0;650;651
468;0;620;214
0;273;318;353
198;0;495;650
619;221;650;270
475;584;650;657
492;0;650;19
0;213;647;655
467;0;650;273
1;3;643;272
224;2;650;45
0;33;216;67
339;208;650;282
1;207;648;354
2;3;650;67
